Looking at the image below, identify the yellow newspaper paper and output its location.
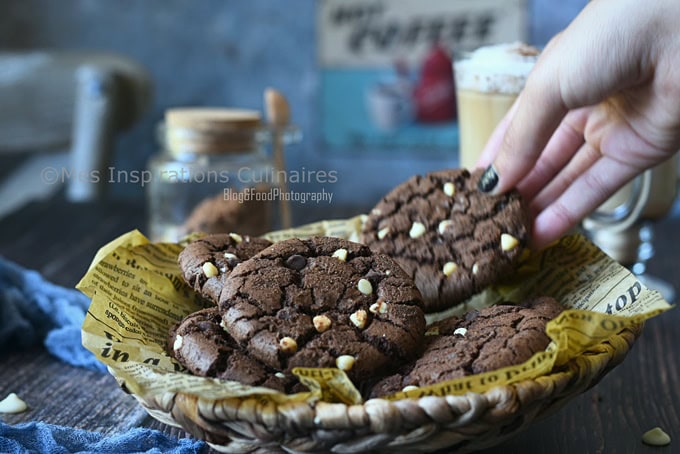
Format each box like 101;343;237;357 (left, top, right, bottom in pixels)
78;216;671;405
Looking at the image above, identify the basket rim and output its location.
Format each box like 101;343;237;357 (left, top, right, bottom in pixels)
116;322;643;452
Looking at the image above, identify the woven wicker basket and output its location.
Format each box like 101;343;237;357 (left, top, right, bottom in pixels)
115;322;642;453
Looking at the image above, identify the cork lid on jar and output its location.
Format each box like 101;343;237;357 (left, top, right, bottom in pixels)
164;108;262;155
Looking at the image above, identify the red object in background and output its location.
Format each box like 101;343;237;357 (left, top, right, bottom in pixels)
413;44;457;123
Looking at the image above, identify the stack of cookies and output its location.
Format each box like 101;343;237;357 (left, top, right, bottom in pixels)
167;169;563;397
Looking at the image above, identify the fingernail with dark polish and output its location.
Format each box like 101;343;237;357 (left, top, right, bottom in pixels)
478;165;499;193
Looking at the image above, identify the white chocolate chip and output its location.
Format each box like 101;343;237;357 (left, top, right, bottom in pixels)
0;393;28;414
377;227;390;240
472;263;479;275
335;355;355;371
357;278;373;295
349;310;368;329
409;222;426;239
313;315;332;333
402;385;419;392
385;270;390;275
229;233;243;243
224;252;238;261
642;427;671;446
442;262;458;276
371;208;382;215
369;300;388;314
438;220;453;235
332;248;348;262
453;327;467;337
275;372;286;379
443;182;455;197
173;334;183;350
279;337;298;354
202;262;219;278
501;233;519;252
219;319;229;332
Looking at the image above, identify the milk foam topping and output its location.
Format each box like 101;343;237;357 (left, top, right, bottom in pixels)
455;42;539;94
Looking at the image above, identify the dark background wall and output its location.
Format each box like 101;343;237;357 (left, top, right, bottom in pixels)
0;0;587;206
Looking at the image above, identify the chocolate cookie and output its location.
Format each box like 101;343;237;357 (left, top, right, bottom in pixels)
361;168;530;312
218;236;426;382
178;233;272;303
182;188;273;237
168;308;298;392
369;296;563;397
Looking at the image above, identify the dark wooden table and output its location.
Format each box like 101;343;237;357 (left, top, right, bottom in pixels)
1;198;678;453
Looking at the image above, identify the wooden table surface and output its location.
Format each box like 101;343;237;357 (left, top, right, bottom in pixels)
0;198;678;454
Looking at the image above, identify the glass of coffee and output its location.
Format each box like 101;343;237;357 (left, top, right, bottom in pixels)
454;42;539;169
583;156;679;302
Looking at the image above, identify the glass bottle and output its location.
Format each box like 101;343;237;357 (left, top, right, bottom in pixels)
146;107;298;242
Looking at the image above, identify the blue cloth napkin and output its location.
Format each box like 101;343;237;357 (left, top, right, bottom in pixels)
0;421;205;453
0;256;104;371
0;257;207;453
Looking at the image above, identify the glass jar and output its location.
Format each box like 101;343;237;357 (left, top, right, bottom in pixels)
146;107;299;242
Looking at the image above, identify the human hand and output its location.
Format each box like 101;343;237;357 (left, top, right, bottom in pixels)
475;0;680;250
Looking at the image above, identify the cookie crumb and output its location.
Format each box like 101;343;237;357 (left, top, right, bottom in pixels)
0;393;28;414
642;427;671;446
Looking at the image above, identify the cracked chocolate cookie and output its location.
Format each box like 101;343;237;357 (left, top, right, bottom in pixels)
168;308;300;392
369;296;563;397
218;236;427;382
361;168;530;312
178;233;272;303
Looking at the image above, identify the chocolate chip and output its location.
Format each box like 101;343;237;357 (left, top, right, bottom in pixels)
285;254;307;270
465;310;480;321
365;269;382;281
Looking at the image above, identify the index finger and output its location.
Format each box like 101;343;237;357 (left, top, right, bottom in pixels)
481;55;569;194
